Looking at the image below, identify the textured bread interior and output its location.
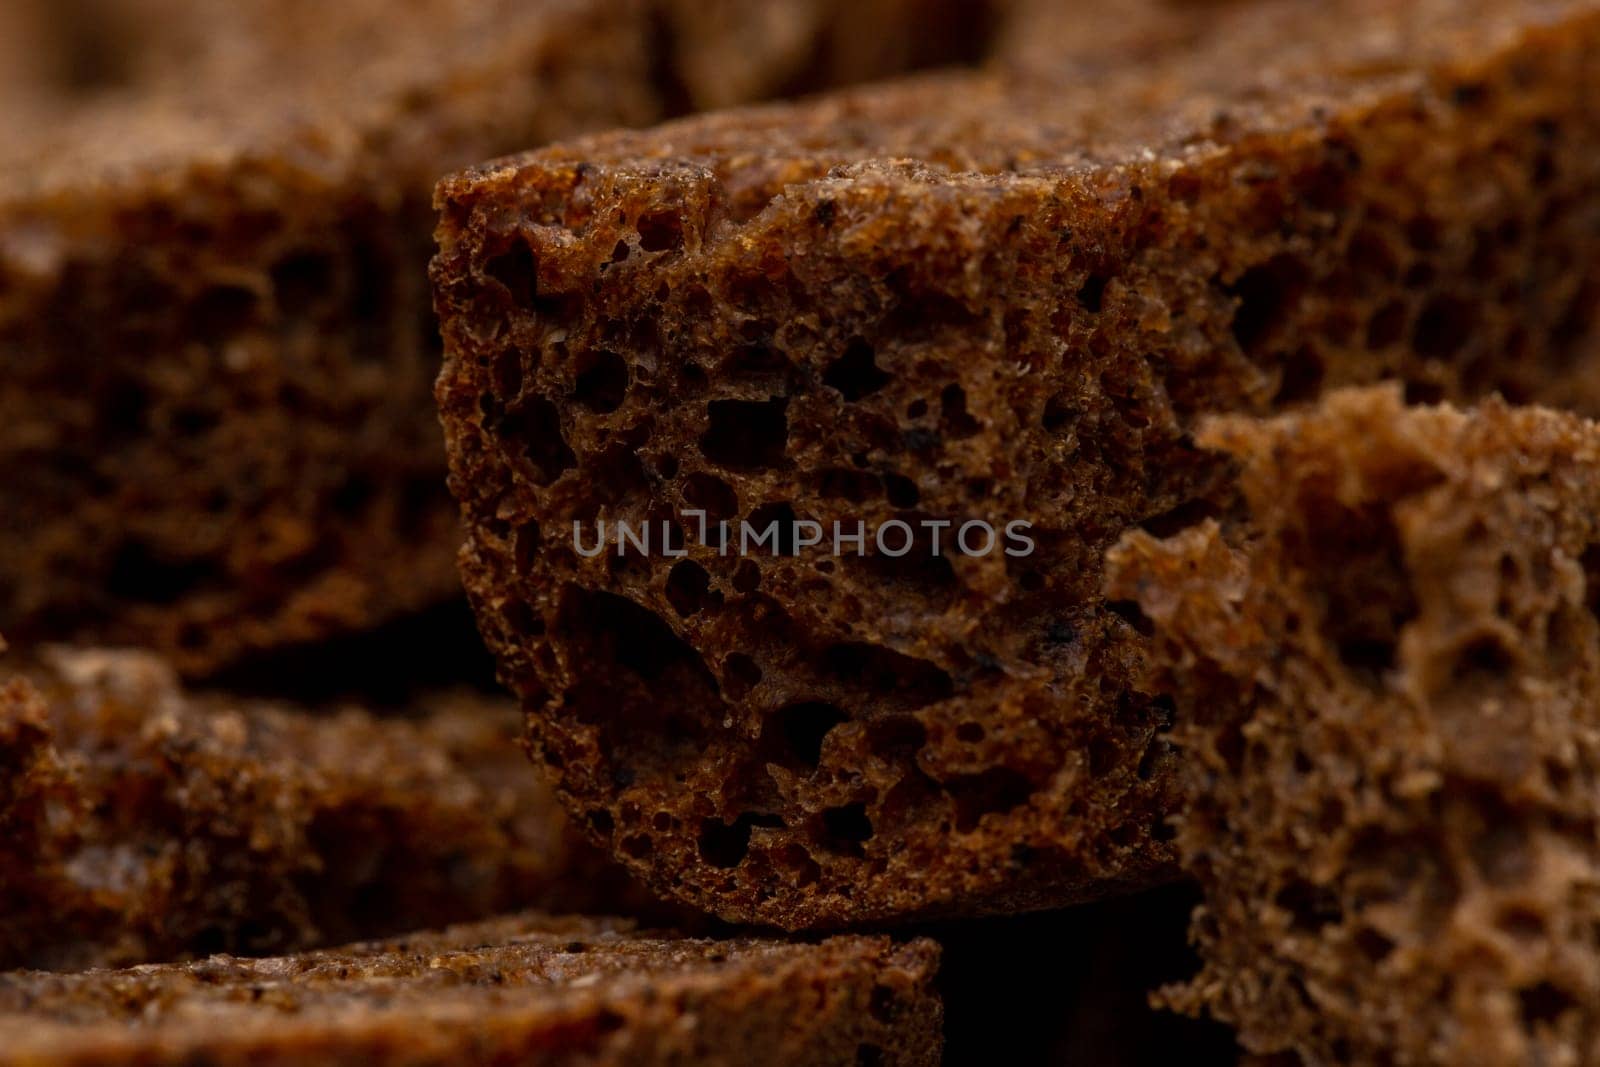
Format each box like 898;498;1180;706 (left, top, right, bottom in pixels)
0;0;1002;676
1108;386;1600;1065
0;646;663;972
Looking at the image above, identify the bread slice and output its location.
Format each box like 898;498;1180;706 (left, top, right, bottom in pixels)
0;0;999;676
432;0;1600;927
1106;386;1600;1065
0;644;658;972
0;913;942;1066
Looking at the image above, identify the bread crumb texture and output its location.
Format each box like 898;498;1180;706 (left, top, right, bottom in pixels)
1108;386;1600;1066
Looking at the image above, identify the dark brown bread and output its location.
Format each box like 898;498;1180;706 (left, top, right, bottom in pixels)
0;644;660;972
0;914;942;1067
0;0;999;677
1106;386;1600;1066
432;0;1600;928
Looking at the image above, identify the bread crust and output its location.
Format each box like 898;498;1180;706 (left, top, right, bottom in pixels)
0;914;942;1067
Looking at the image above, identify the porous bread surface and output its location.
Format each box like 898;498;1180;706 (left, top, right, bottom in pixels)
1106;386;1600;1066
0;645;656;972
0;914;942;1067
0;0;999;676
433;0;1600;928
